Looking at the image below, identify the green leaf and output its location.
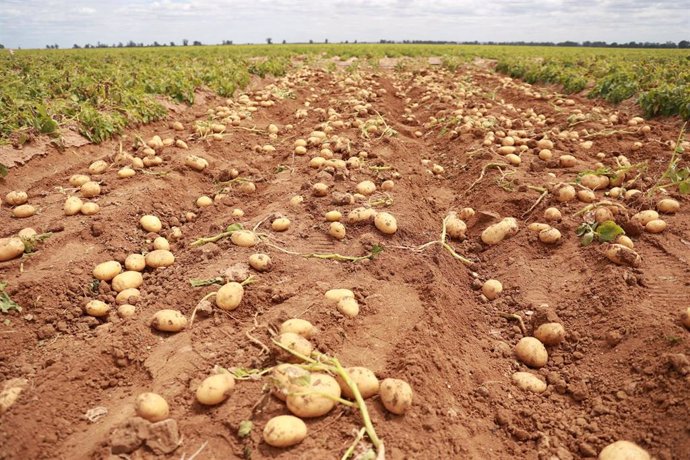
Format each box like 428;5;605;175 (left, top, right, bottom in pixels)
580;232;595;246
0;282;22;314
238;420;253;438
679;180;690;194
0;163;8;178
225;223;244;233
595;220;625;242
189;277;223;288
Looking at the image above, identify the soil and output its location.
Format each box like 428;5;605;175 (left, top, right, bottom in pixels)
1;60;689;460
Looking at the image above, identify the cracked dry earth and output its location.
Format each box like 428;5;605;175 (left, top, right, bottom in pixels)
1;60;689;460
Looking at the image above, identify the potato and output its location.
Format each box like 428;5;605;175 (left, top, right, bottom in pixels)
348;207;376;224
69;174;90;187
80;202;100;215
270;364;311;401
140;215;162;233
135;393;169;422
337;297;360;317
538;149;553;161
328;222;346;240
17;228;36;239
196;196;213;207
275;332;313;363
381;180;394;191
312;182;329;197
196;372;236;405
153;237;170;250
379;378;413;415
482;279;503;300
286;373;340;418
116;288;140;304
280;319;318;339
577;189;596;203
598;441;650;460
554;184;576;202
272;217;290;232
132;158;144;168
185;155;208;171
539;227;561;244
512;372;547;393
325;288;354;303
151;309;187;332
93;260;122;281
559;155;577;167
374;212;397;235
248;253;272;272
117;304;136;318
214;282;243;310
111;271;143;292
605;244;641;267
681;307;690;329
580;174;609;190
230;230;258;247
534;322;565;346
632;210;658;226
498;146;516;155
645;219;666;234
324;210;342;222
145;249;175;268
594;207;614;223
309;157;325;168
657;198;680;214
12;205;35;218
616;235;634;249
263;415;308;448
445;213;467;239
5;191;28;206
537;139;554;149
62;196;83;216
80;181;101;198
336;367;379;399
0;238;25;262
89;160;108;174
514;337;548;368
84;299;109;317
528;222;551;232
481;217;518;245
356;180;376;195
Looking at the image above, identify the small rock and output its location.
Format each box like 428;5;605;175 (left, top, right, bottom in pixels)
109;417;150;455
223;263;250;282
146;419;180;455
579;442;597;457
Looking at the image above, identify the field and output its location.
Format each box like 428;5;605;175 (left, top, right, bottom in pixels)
1;44;690;460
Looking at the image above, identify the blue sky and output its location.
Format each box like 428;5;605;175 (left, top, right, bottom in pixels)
0;0;688;49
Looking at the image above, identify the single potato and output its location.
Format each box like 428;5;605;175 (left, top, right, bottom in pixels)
379;378;413;415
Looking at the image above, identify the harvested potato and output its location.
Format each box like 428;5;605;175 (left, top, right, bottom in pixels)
577;189;595;203
196;196;213;207
544;207;562;222
263;415;308;448
275;332;313;363
325;289;354;303
356;180;376;195
512;372;547;393
539;227;561;244
216;282;244;311
286;373;340;418
64;196;83;216
153;237;170;251
538;149;553;161
280;319;318;339
594;207;614;223
580;174;609;190
248;253;272;272
80;181;101;198
458;207;475;220
80;202;100;215
348;207;376;224
379;378;413;415
515;337;548;368
12;205;35;218
336;367;379;399
93;260;122;281
645;219;666;233
116;288;140;304
374;212;397;235
140;215;162;233
230;230;258;247
84;300;109;317
111;271;144;292
151;309;187;332
657;198;680;214
534;323;566;346
196;372;236;405
481;217;518;245
554;184;576;202
272;217;291;232
482;279;503;300
135;393;169;422
17;228;36;239
89;160;108;174
598;441;650;460
270;364;311;401
337;297;360;317
69;174;90;187
145;249;175;268
5;191;28;206
605;244;641;267
185;155;208;171
528;222;551;232
312;182;329;197
445;213;467;239
559;155;577;167
328;222;346;240
117;304;136;318
616;235;634;249
381;180;395;191
632;210;658;226
0;238;25;262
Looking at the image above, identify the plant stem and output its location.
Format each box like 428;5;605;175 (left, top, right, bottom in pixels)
341;428;367;460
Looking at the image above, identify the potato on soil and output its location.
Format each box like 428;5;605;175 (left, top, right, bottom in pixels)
88;160;108;174
196;372;236;405
512;372;547;393
272;217;290;232
117;304;136;318
135;393;169;422
605;243;641;267
645;219;666;233
528;223;550;232
93;260;122;281
80;202;100;215
598;440;650;460
263;415;308;448
63;196;83;216
356;180;376;195
337;297;360;317
534;323;566;346
324;210;342;222
616;235;634;249
580;174;609;190
514;337;548;368
657;198;680;214
544;207;562;222
348;207;376;224
336;367;379;399
230;230;258;247
151;309;187;332
539;227;561;244
196;196;213;207
481;217;518;245
185;155;208;171
379;378;413;415
5;191;28;206
374;211;397;235
84;300;109;317
325;289;354;303
248;253;272;272
631;210;658;226
554;184;576;202
17;228;36;239
328;222;346;240
445;213;467;239
280;319;318;339
270;364;311;401
215;282;244;311
275;332;313;363
116;288;140;304
112;271;143;292
153;237;170;250
140;215;162;233
80;181;101;198
69;174;90;187
312;182;329;197
286;373;340;418
482;279;503;300
145;249;175;268
12;205;35;218
0;238;25;262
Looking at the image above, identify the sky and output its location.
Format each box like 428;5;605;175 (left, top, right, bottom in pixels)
0;0;688;49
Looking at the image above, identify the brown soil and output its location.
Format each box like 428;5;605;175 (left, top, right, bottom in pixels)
1;61;689;460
